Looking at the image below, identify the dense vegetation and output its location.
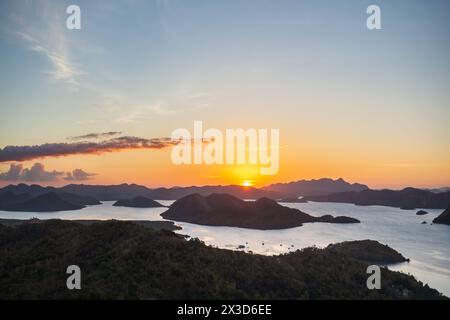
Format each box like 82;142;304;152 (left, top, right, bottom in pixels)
326;240;409;264
0;220;443;299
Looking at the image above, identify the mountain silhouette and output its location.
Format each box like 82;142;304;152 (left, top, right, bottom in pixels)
113;196;164;208
433;206;450;225
161;193;359;229
304;187;450;209
4;192;84;212
264;178;368;197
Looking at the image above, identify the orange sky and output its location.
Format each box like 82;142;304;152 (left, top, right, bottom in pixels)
1;144;448;190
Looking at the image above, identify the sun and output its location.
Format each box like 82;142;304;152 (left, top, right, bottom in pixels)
241;180;253;187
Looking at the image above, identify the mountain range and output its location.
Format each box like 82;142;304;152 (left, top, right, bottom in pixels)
1;179;450;212
0;178;369;201
304;187;450;210
264;178;369;197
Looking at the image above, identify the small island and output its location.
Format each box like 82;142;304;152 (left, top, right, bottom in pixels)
113;196;165;208
161;193;359;230
326;240;409;264
416;210;428;215
278;197;308;203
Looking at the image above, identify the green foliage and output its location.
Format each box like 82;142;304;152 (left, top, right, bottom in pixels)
0;220;443;299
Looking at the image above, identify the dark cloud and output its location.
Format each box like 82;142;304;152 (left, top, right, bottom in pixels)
0;163;64;182
64;169;96;181
0;136;177;162
0;163;97;182
67;132;122;141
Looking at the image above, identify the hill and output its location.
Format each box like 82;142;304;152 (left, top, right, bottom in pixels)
161;193;359;229
113;196;164;208
0;220;442;299
326;240;409;264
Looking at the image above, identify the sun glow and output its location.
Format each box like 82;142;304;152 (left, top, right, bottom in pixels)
241;180;253;187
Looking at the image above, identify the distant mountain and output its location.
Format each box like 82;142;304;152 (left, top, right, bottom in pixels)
0;180;368;201
0;191;33;208
426;187;450;193
60;183;152;201
0;184;100;205
433;206;450;225
113;196;164;208
4;192;84;212
1;183;55;197
59;183;279;200
161;193;359;230
304;187;450;209
53;192;100;206
0;184;101;212
264;178;369;197
147;185;280;200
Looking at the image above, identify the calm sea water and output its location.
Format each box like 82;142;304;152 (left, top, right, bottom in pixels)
0;201;449;297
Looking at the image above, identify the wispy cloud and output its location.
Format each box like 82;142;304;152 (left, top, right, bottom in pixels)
67;132;122;141
10;0;83;90
17;31;82;88
18;32;83;88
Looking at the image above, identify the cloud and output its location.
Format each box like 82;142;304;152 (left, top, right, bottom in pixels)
10;0;84;89
67;132;122;141
64;169;97;181
0;135;178;162
17;31;82;88
0;163;97;182
0;163;64;182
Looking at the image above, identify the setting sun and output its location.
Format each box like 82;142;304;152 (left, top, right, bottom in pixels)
241;180;253;187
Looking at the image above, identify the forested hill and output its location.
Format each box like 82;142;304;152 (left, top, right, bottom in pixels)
0;220;443;299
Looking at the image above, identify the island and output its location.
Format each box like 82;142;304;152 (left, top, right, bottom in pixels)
416;210;428;215
113;196;165;208
433;206;450;225
326;240;409;264
278;197;308;203
161;193;359;230
304;187;450;209
0;191;100;212
3;192;85;212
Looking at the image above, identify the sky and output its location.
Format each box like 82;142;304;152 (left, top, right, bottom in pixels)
0;0;449;189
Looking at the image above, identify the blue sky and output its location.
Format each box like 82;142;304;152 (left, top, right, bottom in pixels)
0;0;449;187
